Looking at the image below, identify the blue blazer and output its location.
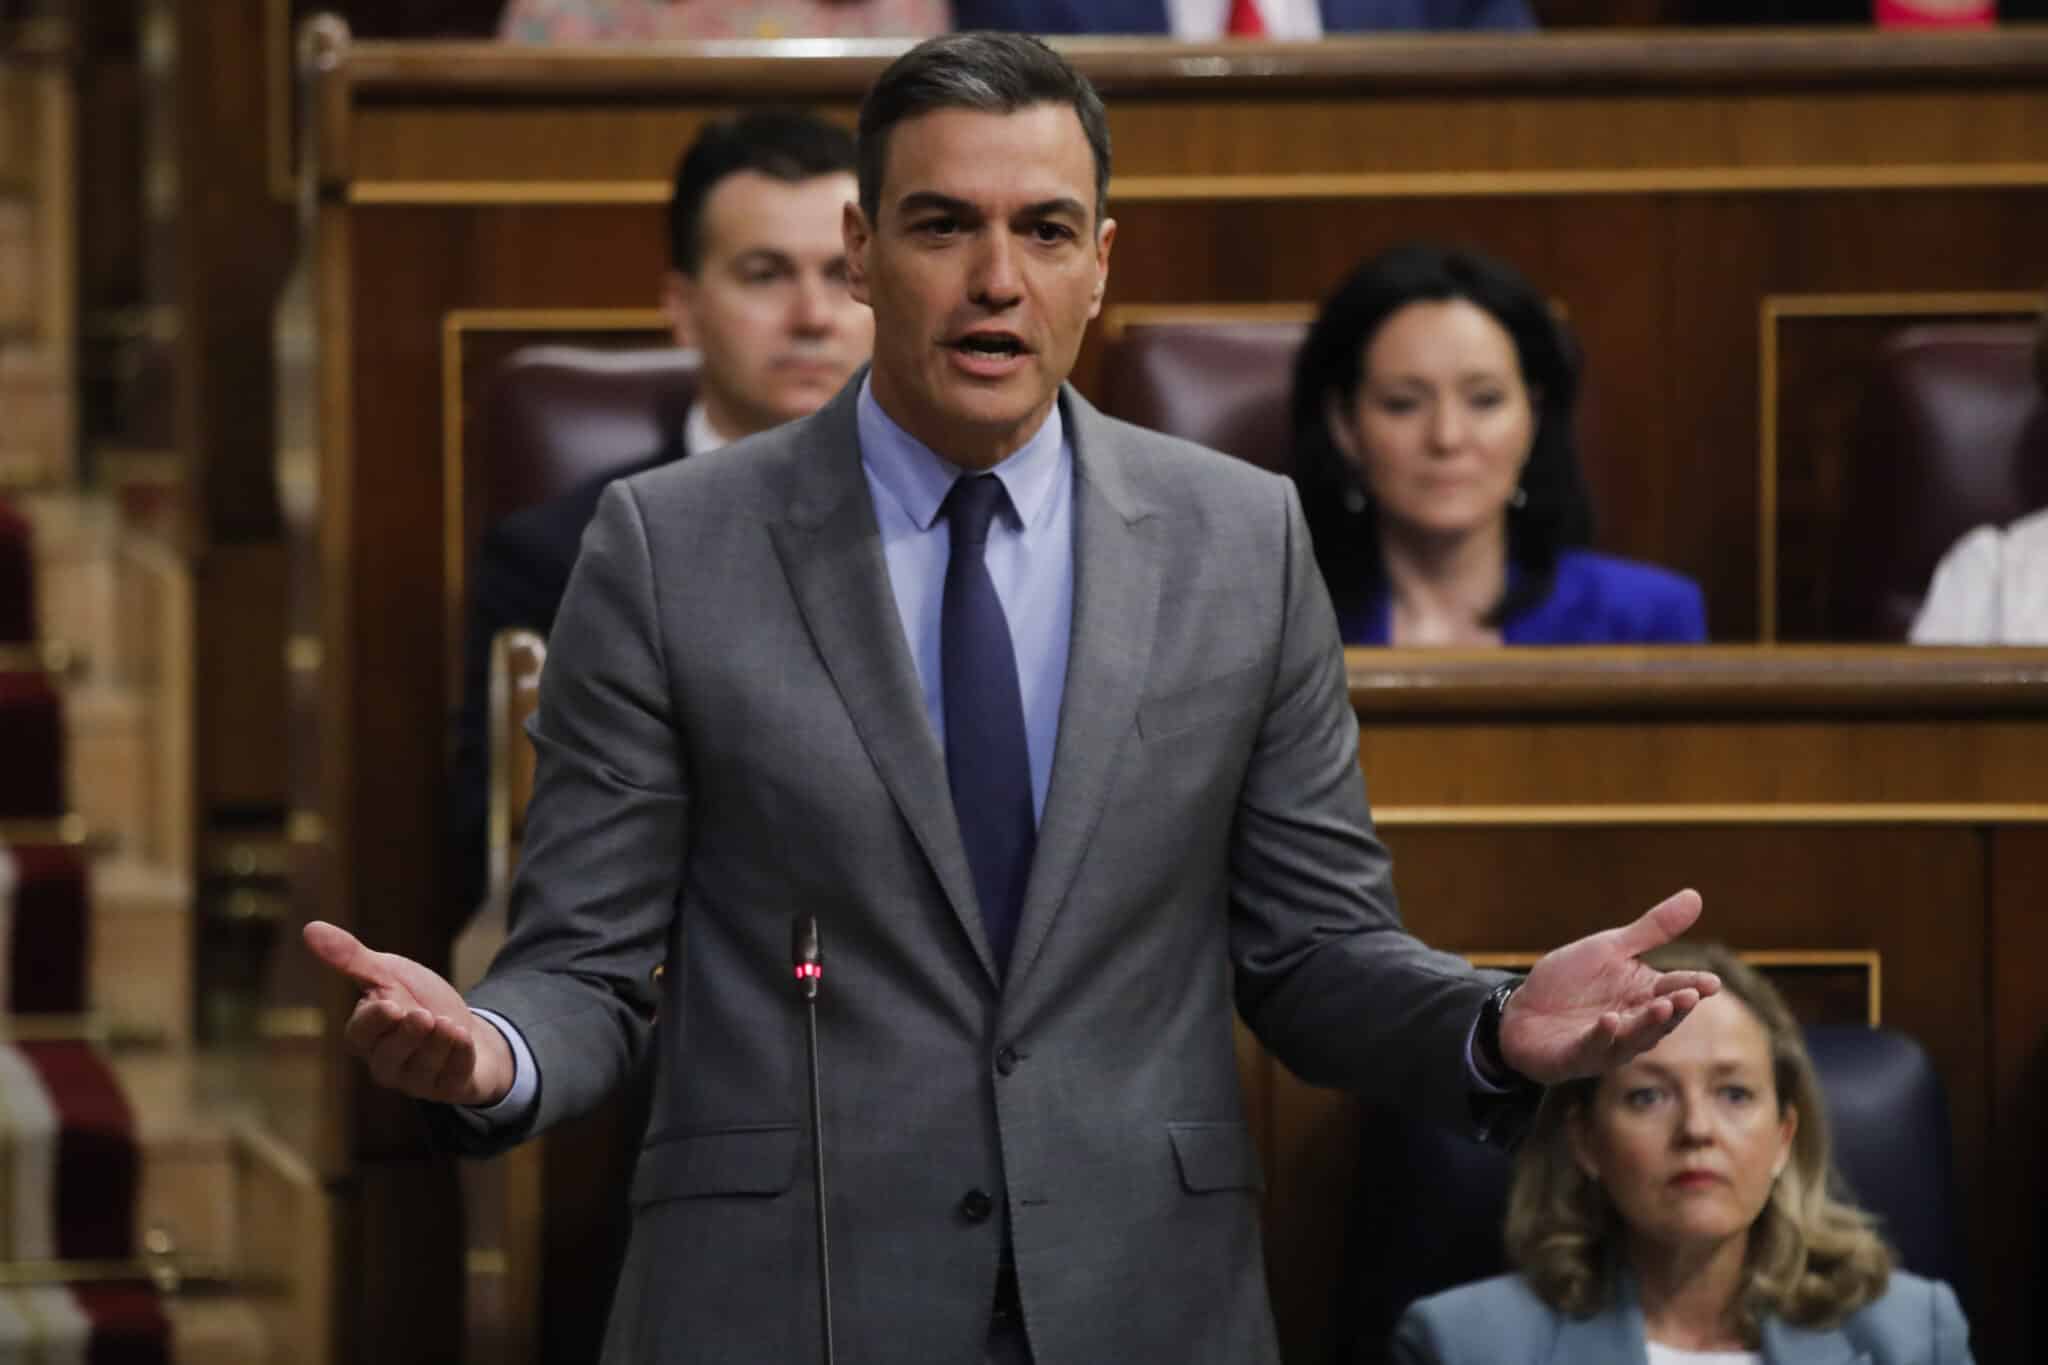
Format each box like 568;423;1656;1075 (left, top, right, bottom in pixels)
1392;1270;1974;1365
950;0;1536;34
1341;549;1708;646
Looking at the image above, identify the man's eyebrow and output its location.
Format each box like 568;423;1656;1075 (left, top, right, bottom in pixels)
728;248;793;267
1014;197;1088;222
894;191;979;218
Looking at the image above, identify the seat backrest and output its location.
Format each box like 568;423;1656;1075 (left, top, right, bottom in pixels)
1334;1025;1963;1363
1098;319;1307;475
1829;324;2048;639
478;345;701;528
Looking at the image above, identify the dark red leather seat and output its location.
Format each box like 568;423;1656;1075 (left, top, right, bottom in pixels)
468;345;701;547
1098;319;1307;475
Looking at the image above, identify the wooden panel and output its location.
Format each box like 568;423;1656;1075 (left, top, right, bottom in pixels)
347;1158;465;1365
1987;826;2048;1363
1358;717;2048;806
197;542;289;807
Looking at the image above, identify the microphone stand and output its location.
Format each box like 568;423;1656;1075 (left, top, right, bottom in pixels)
793;915;834;1365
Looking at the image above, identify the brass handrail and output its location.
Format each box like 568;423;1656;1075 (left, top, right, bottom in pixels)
0;641;79;677
0;1227;273;1295
0;1013;170;1047
0;815;95;848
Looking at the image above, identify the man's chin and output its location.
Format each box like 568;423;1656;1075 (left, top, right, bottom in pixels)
930;374;1051;427
765;379;853;423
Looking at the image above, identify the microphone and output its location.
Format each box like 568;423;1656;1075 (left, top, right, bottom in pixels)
792;915;834;1364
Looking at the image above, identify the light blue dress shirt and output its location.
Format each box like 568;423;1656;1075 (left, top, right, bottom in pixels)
472;378;1077;1123
854;375;1074;824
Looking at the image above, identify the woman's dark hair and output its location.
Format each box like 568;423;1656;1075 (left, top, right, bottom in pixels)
1288;243;1595;629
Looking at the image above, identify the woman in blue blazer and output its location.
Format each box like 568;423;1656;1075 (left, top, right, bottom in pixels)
1289;244;1706;646
1393;946;1973;1365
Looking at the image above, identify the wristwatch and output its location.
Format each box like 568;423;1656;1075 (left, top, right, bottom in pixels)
1470;978;1541;1147
1475;978;1533;1091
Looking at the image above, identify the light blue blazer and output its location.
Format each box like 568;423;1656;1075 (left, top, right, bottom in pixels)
1392;1270;1973;1365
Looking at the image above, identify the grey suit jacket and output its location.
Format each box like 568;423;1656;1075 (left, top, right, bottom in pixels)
450;374;1498;1362
1391;1270;1974;1365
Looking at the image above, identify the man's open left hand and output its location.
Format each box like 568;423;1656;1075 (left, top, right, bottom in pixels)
1497;888;1718;1086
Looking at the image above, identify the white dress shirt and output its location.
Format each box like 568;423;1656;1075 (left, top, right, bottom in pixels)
1167;0;1325;37
1909;506;2048;644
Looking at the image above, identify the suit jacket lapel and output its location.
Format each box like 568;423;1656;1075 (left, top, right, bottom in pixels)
1003;388;1161;988
767;378;998;985
1549;1305;1652;1365
1548;1271;1651;1365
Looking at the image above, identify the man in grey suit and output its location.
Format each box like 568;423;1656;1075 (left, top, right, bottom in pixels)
306;31;1717;1364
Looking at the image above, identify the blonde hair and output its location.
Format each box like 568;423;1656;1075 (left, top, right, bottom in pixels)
1503;943;1894;1342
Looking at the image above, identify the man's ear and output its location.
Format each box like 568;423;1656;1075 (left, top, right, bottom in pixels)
843;201;873;307
1087;216;1117;321
660;269;698;350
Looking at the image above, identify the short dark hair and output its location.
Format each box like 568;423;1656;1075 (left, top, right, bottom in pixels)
856;31;1112;224
1288;242;1596;629
669;109;857;274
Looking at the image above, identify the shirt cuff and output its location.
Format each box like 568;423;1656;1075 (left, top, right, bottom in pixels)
466;1007;540;1125
1465;1012;1513;1095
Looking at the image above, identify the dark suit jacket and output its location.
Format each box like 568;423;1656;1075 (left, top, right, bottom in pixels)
446;438;684;933
438;375;1512;1362
950;0;1537;33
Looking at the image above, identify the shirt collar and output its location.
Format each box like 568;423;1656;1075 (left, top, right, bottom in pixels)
684;400;731;458
856;373;1066;533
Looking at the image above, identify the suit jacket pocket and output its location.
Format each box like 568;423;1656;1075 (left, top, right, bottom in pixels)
630;1123;802;1206
1137;664;1264;741
1167;1120;1265;1194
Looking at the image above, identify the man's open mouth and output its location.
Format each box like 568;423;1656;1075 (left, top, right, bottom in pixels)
951;334;1028;357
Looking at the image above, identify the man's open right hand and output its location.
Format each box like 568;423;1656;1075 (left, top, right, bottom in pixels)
303;920;516;1107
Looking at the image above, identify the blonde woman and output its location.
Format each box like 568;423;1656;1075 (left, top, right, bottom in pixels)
1393;945;1972;1365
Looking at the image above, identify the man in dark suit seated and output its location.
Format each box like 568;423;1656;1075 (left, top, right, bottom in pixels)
446;109;874;929
951;0;1535;36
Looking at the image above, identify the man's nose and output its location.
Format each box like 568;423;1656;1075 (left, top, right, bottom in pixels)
968;232;1023;308
789;273;838;333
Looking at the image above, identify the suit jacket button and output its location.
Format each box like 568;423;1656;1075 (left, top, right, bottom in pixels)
994;1045;1019;1076
958;1189;994;1223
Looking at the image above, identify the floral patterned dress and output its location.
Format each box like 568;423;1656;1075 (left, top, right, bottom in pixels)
499;0;952;41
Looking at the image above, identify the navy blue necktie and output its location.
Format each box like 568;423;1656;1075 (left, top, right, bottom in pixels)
940;474;1035;975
